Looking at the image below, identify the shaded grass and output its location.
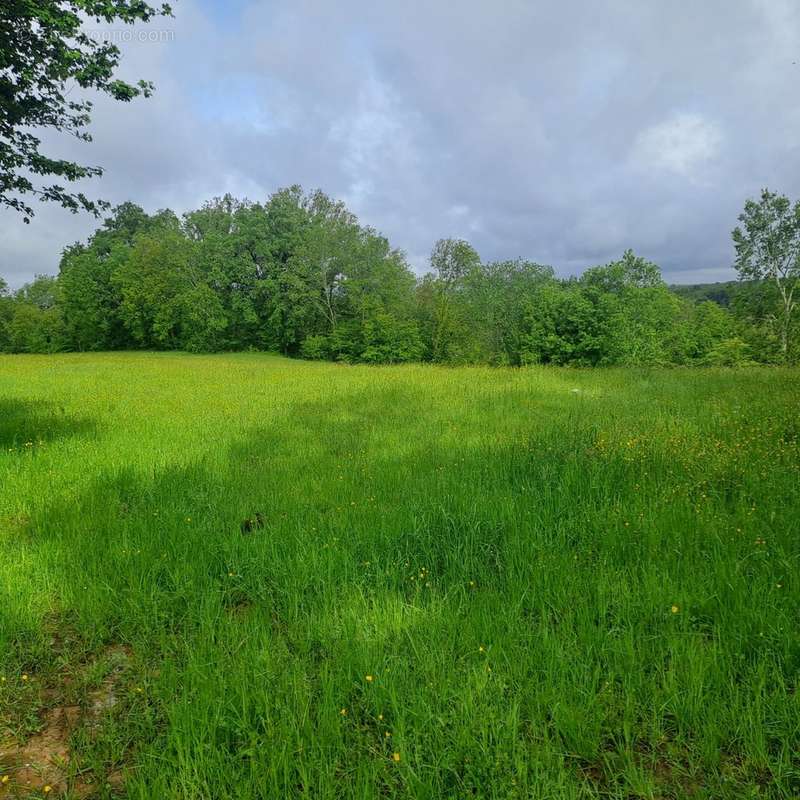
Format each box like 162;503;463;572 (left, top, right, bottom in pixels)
0;399;96;450
0;353;799;798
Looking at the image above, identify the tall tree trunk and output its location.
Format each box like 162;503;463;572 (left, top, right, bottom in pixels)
780;315;788;359
775;275;793;362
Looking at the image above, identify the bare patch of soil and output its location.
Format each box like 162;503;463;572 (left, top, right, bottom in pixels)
0;645;133;798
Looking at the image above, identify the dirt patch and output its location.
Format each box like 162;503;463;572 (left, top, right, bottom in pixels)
88;646;132;719
577;739;700;799
0;645;133;798
0;704;90;797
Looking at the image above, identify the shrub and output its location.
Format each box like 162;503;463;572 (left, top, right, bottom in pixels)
703;337;754;367
360;313;424;364
300;334;331;360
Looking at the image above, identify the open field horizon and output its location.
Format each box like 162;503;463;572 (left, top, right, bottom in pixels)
1;353;799;798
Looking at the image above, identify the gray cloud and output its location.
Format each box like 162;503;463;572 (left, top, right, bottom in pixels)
2;0;800;288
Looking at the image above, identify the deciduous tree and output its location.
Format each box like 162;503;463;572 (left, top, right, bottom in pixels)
0;0;172;220
732;189;800;361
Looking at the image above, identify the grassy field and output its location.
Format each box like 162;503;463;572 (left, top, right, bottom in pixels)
0;353;798;799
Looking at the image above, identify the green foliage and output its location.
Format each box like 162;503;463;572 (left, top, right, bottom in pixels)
519;281;608;365
424;238;485;363
14;274;61;310
0;277;9;350
429;238;481;287
581;248;664;292
580;252;684;366
732;189;800;360
688;301;738;361
184;196;261;349
671;279;743;307
0;0;172;220
360;312;424;364
462;259;555;365
179;284;228;353
57;203;172;350
675;277;797;364
1;275;66;353
300;334;331;360
1;189;792;367
703;337;754;367
112;224;194;349
6;303;65;353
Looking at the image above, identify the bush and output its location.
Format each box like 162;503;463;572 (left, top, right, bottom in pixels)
179;284;228;353
300;334;331;360
360;313;424;364
703;337;754;367
6;304;65;353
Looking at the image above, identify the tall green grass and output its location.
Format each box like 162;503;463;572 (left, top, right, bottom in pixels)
1;353;798;798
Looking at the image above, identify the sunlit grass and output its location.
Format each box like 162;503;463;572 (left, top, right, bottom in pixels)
1;353;798;798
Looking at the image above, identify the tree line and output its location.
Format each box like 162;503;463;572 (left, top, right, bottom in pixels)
1;186;798;365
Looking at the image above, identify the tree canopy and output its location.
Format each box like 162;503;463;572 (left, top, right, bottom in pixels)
0;186;793;366
732;189;800;360
0;0;171;221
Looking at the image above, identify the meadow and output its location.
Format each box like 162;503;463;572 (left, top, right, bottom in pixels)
0;352;798;799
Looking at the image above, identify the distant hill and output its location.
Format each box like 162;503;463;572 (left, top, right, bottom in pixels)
669;279;758;307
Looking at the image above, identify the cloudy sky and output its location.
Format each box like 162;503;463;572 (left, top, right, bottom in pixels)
3;0;800;288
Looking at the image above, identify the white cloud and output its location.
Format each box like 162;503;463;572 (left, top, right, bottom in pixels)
4;0;800;286
631;113;722;182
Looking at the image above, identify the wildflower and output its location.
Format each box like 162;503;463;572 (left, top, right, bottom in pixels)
340;708;347;716
21;674;29;682
365;675;374;683
478;646;485;653
468;581;475;588
1;775;9;784
378;714;383;721
671;605;679;614
44;787;52;794
385;731;391;737
392;752;401;762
